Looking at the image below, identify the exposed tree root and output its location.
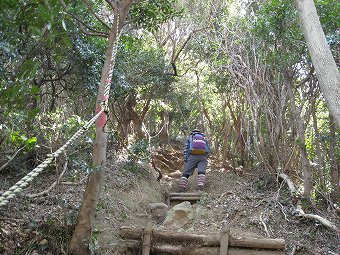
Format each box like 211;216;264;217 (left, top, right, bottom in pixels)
279;173;339;233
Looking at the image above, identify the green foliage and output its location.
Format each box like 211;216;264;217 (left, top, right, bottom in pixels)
0;112;38;152
123;161;141;173
251;0;304;68
129;0;183;31
10;132;37;150
116;34;174;90
198;192;209;205
315;0;340;37
128;139;150;163
37;110;95;146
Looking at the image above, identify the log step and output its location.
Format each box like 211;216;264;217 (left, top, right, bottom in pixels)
170;192;202;197
119;226;286;250
123;241;285;255
167;192;202;205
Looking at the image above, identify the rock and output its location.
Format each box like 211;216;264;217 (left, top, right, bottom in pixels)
39;239;48;246
162;201;194;229
146;202;168;213
146;203;168;223
168;170;182;178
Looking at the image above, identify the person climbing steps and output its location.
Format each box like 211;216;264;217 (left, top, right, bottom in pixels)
178;129;210;192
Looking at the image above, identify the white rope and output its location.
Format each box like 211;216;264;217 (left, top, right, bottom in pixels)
0;13;122;207
0;109;104;207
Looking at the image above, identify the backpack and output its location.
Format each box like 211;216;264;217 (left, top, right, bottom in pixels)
189;133;208;155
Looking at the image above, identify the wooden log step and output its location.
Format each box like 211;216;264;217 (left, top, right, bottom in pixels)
119;227;286;250
170;196;201;201
169;192;201;197
121;242;285;255
153;245;286;255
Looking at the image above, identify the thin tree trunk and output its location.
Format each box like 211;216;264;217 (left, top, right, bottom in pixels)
49;79;56;112
126;98;145;139
68;2;132;254
221;99;231;165
195;70;204;130
328;115;339;203
294;0;340;127
159;110;169;145
311;100;325;190
286;75;312;198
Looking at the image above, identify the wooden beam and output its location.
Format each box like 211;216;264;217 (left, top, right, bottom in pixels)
170;192;201;197
142;222;152;255
119;227;286;250
219;225;230;255
170;196;201;201
124;242;285;255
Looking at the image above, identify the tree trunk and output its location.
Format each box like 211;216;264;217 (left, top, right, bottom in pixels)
311;99;325;190
221;100;231;166
126;95;148;139
195;70;205;130
159;110;169;145
328;115;339;203
68;2;133;254
294;0;340;127
286;75;312;198
49;79;56;112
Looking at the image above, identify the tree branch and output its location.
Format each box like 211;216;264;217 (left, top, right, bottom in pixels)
83;0;111;30
26;157;68;198
105;0;117;10
278;173;297;194
280;174;339;233
77;21;109;37
60;0;109;38
0;146;25;172
296;203;339;233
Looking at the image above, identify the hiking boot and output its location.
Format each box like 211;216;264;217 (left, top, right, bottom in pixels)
179;186;186;192
179;177;188;192
197;174;206;191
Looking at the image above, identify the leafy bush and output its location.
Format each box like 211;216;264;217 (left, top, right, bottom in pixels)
127;139;150;163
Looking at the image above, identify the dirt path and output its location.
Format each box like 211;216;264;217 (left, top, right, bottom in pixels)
95;146;340;255
0;144;339;255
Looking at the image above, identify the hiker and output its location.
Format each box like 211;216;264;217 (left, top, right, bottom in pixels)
179;129;210;192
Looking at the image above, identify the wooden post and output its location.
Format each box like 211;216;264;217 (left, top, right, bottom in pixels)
166;194;171;206
142;222;153;255
220;225;230;255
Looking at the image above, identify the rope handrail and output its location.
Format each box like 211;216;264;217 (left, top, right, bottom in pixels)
0;12;122;208
0;108;105;207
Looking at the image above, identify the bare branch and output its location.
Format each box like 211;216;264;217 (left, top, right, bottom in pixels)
0;146;25;172
26;157;68;198
77;21;109;37
60;0;109;38
83;0;111;30
296;203;339;233
278;173;297;194
105;0;117;10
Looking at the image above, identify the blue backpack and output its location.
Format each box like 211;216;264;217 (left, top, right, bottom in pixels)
189;133;208;154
